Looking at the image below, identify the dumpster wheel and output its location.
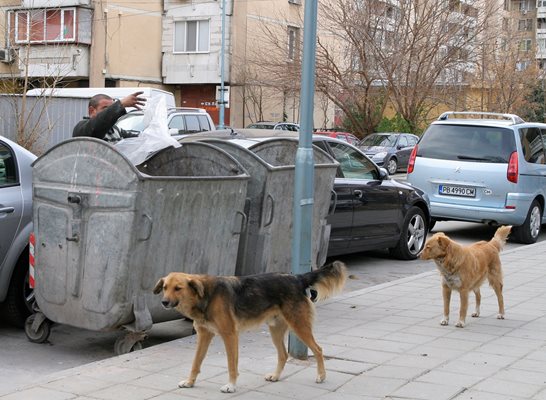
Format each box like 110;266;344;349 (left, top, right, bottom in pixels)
24;313;52;343
114;331;147;355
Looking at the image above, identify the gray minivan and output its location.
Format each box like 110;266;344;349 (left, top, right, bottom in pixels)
407;111;546;244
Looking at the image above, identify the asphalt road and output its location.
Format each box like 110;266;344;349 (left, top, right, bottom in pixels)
1;218;544;395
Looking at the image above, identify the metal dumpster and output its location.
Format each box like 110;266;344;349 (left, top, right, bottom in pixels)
204;138;338;275
27;138;249;353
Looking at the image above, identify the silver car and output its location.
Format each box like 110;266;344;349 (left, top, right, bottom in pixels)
0;136;36;327
407;111;546;244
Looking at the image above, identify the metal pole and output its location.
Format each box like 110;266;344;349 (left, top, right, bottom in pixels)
218;0;226;129
288;0;318;359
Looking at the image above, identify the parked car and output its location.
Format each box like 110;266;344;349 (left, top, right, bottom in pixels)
407;111;546;244
0;136;36;327
246;121;300;131
312;136;430;259
314;130;360;146
359;132;419;175
115;107;215;137
180;130;431;259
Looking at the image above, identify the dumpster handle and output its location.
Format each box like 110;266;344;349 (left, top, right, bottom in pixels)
264;194;275;227
234;211;247;235
328;189;337;216
139;214;153;241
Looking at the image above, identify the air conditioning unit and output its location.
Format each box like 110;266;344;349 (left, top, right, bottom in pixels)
0;48;16;64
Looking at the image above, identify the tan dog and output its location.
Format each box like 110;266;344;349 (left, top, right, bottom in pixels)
153;261;347;393
421;225;511;328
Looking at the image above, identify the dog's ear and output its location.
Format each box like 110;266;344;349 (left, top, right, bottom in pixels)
437;236;451;250
153;278;164;295
188;278;205;298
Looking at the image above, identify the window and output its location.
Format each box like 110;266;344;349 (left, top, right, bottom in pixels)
184;115;201;132
287;26;300;61
518;19;533;31
417;125;516;163
329;142;378;180
516;60;532;70
520;128;545;164
0;144;17;187
14;8;75;43
169;115;186;131
520;39;533;51
174;20;209;53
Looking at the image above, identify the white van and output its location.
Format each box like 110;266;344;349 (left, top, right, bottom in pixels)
25;87;176;109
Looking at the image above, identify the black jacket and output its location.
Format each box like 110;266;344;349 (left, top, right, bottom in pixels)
72;100;127;142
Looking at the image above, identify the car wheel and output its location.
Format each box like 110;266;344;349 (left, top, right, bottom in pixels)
512;200;542;244
0;250;34;328
387;158;398;175
389;206;428;260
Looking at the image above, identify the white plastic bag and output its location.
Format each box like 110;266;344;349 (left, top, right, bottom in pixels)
115;96;181;165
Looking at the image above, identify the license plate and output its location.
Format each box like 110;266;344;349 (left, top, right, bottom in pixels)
439;185;476;197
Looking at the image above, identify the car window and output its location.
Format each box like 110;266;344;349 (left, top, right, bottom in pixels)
398;136;408;148
541;129;546;158
347;135;360;145
408;135;418;146
185;115;201;133
362;134;396;147
0;143;17;187
417;125;516;163
197;115;211;131
329;142;378;180
116;113;146;132
520;127;545;164
169;115;186;131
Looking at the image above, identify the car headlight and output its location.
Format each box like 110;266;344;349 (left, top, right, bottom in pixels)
373;152;387;160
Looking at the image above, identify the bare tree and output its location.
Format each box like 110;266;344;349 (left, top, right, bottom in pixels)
375;0;499;131
316;0;392;135
472;13;539;115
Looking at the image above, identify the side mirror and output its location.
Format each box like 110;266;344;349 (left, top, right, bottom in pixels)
379;167;389;180
169;128;180;136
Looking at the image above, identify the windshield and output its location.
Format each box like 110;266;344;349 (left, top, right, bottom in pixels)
362;134;396;147
417;124;516;163
115;113;145;132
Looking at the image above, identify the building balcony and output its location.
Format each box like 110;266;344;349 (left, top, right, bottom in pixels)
538;6;546;18
12;45;89;78
22;0;91;7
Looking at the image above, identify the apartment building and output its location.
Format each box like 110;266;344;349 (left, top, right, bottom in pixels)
0;0;338;128
0;0;166;89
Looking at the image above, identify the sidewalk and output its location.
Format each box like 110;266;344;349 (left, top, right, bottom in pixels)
3;242;546;400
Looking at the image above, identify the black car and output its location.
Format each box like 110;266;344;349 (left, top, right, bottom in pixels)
311;136;430;259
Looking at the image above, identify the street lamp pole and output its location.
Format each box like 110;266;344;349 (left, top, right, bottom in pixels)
288;0;318;359
218;0;226;129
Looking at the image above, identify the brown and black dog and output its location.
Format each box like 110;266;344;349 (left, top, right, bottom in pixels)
153;261;347;393
421;225;511;328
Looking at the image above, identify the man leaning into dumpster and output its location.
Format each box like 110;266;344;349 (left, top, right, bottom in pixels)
72;91;146;142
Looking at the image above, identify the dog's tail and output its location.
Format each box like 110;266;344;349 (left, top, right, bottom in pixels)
490;225;512;251
299;261;348;301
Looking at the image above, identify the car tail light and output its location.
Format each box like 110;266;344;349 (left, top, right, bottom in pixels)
407;145;418;174
507;151;518;183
